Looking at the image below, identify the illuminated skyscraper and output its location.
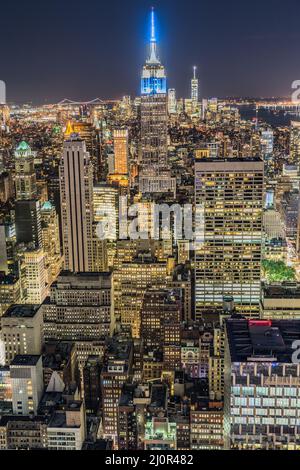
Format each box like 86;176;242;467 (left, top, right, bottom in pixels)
59;132;94;272
260;129;274;161
139;8;175;194
290;121;300;165
195;157;263;319
224;318;300;450
191;66;199;112
113;129;128;175
14;141;37;201
168;88;176;114
40;201;62;283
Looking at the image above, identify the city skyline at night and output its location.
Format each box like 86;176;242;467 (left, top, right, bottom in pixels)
1;0;300;104
3;0;300;457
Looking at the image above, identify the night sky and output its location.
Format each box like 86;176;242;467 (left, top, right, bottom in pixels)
1;0;300;104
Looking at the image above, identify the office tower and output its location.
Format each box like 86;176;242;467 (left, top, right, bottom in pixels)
101;336;133;441
171;266;192;322
168;88;176;114
0;225;8;273
290;121;300;165
42;272;114;366
112;128;128;174
1;305;43;365
93;183;118;237
224;318;300;450
11;355;44;415
114;252;172;337
191;66;199;112
0;416;48;450
71;121;101;182
144;417;177;450
93;183;118;267
0;275;21;317
59;134;94;272
194;157;264;319
14;141;37;200
208;326;225;401
261;283;300;319
0;172;13;204
180;324;201;378
41;201;62;283
21;248;48;304
139;9;175;194
83;356;102;414
190;403;224;450
15;200;42;248
261;129;274;161
141;289;181;369
118;383;139;450
47;400;86;450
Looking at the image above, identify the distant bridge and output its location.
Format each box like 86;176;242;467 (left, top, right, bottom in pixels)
57;97;119;106
256;101;300;111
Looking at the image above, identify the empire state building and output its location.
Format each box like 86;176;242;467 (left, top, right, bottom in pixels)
139;8;175;195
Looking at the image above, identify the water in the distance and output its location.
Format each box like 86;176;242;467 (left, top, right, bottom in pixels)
239;105;300;127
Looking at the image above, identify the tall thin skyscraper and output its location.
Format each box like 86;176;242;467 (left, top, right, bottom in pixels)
191;66;199;112
290;121;300;165
14;141;37;200
194;157;264;319
113;129;128;175
168;88;176;114
139;8;175;194
59;132;94;272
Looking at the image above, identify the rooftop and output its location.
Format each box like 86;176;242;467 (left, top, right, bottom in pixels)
226;318;300;363
11;355;41;367
16;141;31;152
263;282;300;299
3;304;40;319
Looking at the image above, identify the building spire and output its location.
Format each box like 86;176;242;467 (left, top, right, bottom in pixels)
148;7;159;64
193;65;197;79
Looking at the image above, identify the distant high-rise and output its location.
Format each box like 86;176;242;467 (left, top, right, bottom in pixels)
290;121;300;165
59;133;94;272
191;66;199;112
168;88;176;114
42;271;114;366
40;201;62;283
113;129;128;175
224;318;300;450
15;200;42;248
14;141;37;201
139;8;175;194
194;157;264;319
21;248;48;304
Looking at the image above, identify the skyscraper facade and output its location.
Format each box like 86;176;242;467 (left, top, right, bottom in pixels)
59;134;94;272
113;129;128;175
14;141;37;201
195;157;264;318
191;66;199;112
139;9;175;195
290;121;300;165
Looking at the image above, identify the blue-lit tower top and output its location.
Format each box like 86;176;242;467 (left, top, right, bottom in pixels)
141;8;166;95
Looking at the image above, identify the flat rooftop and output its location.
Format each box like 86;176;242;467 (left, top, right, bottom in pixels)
3;304;40;318
263;283;300;299
11;354;41;366
226;318;300;363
